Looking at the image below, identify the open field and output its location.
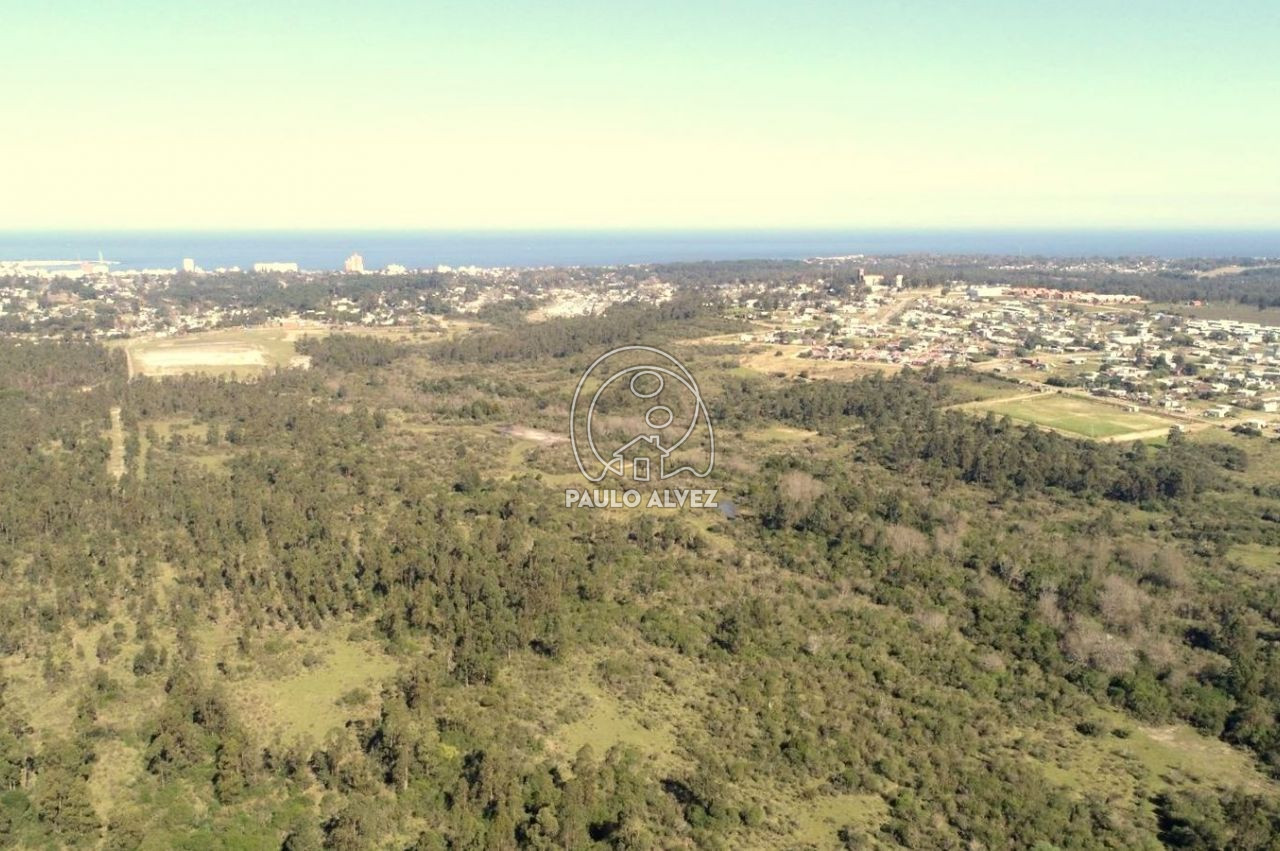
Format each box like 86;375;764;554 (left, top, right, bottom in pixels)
196;622;399;742
1152;301;1280;326
1228;543;1280;575
739;345;899;380
550;672;680;772
121;326;318;378
106;406;125;479
784;794;888;849
941;372;1026;403
120;321;468;378
1026;710;1280;812
968;392;1177;439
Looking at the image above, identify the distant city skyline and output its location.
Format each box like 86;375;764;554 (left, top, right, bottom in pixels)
4;1;1278;230
7;229;1280;273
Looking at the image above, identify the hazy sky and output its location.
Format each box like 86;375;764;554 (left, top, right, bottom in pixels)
4;1;1278;229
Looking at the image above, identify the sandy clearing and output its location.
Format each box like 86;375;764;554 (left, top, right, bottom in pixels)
132;344;269;374
740;347;900;379
500;425;568;444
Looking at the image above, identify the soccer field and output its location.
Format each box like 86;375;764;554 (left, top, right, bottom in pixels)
122;326;317;377
974;393;1175;439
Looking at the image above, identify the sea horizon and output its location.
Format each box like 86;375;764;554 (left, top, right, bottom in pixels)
3;228;1280;271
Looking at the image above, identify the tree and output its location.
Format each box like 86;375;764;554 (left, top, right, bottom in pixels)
32;738;98;838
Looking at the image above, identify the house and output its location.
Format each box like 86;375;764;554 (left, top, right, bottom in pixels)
610;434;671;483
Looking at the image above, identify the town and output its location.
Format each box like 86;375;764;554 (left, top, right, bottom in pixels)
739;273;1280;433
4;252;1280;438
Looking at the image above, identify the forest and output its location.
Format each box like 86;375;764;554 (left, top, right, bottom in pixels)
1;323;1279;850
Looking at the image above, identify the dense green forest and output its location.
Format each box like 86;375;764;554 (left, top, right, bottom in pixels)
1;323;1280;850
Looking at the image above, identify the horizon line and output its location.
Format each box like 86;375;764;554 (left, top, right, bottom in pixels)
5;225;1280;234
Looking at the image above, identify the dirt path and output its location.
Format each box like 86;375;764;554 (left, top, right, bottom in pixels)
107;406;126;480
499;425;568;444
872;292;919;325
945;390;1047;410
1102;426;1185;443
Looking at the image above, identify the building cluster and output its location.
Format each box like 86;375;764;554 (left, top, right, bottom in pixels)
1000;286;1143;304
0;256;678;340
735;278;1280;423
7;252;1280;431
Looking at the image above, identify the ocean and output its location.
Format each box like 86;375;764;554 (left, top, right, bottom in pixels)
2;230;1279;271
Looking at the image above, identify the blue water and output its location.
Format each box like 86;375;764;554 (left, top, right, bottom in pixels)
2;230;1279;271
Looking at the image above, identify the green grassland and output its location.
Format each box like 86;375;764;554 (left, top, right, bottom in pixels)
939;371;1025;403
1227;543;1280;574
971;392;1176;438
196;623;400;743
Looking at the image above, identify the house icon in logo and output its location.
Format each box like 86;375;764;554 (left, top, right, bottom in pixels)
608;434;672;482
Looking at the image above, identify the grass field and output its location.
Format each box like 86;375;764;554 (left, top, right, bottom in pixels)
552;674;680;771
197;623;399;742
972;393;1176;439
1026;710;1279;818
786;793;887;848
123;326;320;378
1228;543;1280;574
941;372;1025;403
1151;301;1280;326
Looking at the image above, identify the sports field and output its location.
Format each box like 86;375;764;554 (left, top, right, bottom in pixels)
122;326;321;378
972;393;1176;439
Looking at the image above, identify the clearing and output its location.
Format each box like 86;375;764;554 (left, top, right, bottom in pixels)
739;345;898;380
969;393;1176;439
106;406;125;479
196;622;399;743
121;325;325;378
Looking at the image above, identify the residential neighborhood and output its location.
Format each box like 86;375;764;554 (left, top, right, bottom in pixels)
5;255;1280;434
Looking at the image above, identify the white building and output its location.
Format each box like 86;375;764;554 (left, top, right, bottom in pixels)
253;262;299;273
181;258;196;273
344;253;365;273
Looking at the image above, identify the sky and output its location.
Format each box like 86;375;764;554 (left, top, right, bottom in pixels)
2;0;1278;230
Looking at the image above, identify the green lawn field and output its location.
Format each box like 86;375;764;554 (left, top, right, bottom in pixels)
974;393;1175;439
